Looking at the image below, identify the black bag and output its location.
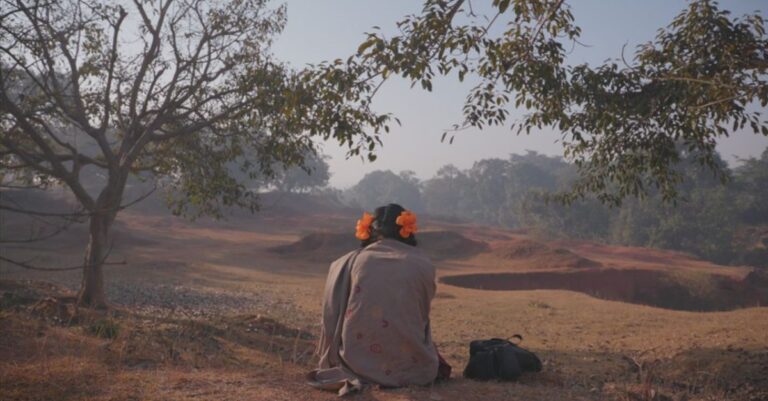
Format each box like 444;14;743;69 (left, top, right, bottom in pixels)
463;336;542;381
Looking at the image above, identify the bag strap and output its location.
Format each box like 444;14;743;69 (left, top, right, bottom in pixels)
488;334;523;345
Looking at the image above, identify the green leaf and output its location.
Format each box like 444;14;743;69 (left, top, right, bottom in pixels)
357;38;376;55
497;0;511;13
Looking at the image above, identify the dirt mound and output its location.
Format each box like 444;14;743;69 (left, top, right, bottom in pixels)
418;231;489;260
492;239;602;269
493;239;549;258
745;269;768;287
538;248;603;269
271;230;488;262
270;232;356;262
440;269;768;311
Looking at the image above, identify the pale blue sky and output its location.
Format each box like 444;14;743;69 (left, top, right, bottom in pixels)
273;1;768;188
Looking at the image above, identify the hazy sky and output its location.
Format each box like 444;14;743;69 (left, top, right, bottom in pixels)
272;0;768;188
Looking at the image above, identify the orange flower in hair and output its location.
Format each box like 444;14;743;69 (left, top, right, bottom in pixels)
395;210;417;238
355;212;375;240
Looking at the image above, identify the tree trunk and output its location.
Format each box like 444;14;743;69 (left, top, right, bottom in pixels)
77;211;111;309
77;178;124;309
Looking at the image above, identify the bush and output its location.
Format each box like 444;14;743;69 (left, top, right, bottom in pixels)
86;318;120;339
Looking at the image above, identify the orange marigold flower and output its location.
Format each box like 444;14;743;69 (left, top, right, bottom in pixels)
395;210;417;238
355;212;374;240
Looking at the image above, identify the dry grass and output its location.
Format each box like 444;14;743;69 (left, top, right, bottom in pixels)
1;210;767;400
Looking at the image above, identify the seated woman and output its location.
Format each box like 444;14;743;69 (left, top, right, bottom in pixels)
308;204;450;395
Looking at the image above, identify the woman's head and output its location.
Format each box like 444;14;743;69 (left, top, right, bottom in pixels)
358;203;417;247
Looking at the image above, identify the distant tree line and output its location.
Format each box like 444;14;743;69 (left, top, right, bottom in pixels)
343;148;768;268
227;150;331;194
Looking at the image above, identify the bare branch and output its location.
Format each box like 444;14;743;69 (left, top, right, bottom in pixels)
99;5;128;133
0;182;48;190
0;222;74;243
116;184;156;210
531;0;566;44
0;255;83;271
0;203;88;218
0;250;125;272
128;0;172;125
0;184;156;217
0;109;95;209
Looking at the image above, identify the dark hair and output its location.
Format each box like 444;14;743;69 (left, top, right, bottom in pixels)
360;203;417;248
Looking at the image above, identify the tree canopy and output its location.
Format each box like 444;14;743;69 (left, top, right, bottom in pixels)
345;0;768;204
344;169;425;212
269;150;331;193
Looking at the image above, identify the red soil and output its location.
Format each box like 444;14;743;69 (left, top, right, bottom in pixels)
491;238;603;269
270;230;489;262
440;269;768;311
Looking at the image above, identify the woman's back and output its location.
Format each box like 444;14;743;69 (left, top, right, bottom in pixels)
311;204;446;394
339;239;438;386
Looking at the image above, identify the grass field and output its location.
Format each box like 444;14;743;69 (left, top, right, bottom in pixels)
1;206;767;401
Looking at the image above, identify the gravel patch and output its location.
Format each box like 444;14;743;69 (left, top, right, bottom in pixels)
2;267;300;321
106;282;295;319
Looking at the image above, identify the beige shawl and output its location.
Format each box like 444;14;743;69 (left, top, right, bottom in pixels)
309;239;439;395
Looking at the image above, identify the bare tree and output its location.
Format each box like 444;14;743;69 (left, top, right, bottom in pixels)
0;0;389;308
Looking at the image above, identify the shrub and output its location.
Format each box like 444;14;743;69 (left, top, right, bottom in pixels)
86;318;120;339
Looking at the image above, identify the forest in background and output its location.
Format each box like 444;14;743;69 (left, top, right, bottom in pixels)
282;147;768;269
